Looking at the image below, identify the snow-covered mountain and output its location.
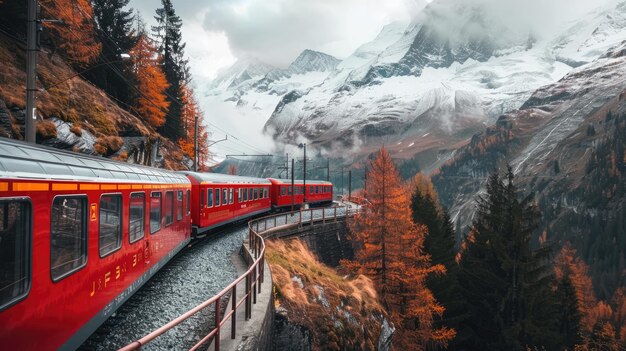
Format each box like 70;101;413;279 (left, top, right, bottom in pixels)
260;0;626;165
199;0;626;172
207;57;276;93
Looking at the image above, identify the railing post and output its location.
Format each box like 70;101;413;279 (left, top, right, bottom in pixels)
299;210;302;227
323;208;325;224
253;263;257;305
215;296;221;351
274;216;277;228
260;255;264;284
231;284;237;340
245;273;251;320
310;209;313;225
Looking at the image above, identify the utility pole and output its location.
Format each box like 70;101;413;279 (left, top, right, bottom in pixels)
363;164;368;193
341;167;344;197
25;0;38;143
298;143;307;204
193;114;198;171
348;169;352;202
291;159;295;212
326;158;330;181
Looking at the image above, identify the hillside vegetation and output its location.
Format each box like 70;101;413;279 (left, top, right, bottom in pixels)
0;0;210;169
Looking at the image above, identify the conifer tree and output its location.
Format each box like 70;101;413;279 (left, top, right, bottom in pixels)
457;167;560;350
556;271;583;349
152;0;188;141
89;0;137;104
410;173;467;348
346;148;454;350
40;0;101;65
130;25;169;128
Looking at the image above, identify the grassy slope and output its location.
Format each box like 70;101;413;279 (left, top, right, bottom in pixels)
266;239;390;350
0;32;187;170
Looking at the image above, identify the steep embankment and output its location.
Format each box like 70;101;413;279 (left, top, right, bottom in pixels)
266;239;393;350
0;32;188;169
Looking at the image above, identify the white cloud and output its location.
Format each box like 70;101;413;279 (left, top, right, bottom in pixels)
200;0;420;67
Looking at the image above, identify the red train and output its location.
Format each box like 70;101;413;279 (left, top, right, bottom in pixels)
0;138;333;350
268;178;334;210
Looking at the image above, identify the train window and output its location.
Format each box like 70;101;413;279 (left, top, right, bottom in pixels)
265;187;269;198
254;188;258;200
223;189;229;205
229;189;234;204
177;191;183;221
248;188;252;201
281;187;286;196
243;188;248;201
51;196;87;281
201;189;205;208
187;190;191;215
238;188;242;203
207;189;213;207
0;200;31;310
99;195;122;258
287;186;292;195
129;193;145;243
150;192;162;234
215;188;221;206
164;191;174;226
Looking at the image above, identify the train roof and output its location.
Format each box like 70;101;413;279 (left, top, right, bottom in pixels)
268;178;332;185
0;137;189;184
181;171;271;185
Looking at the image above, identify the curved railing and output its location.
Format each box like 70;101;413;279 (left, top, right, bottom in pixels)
118;205;358;351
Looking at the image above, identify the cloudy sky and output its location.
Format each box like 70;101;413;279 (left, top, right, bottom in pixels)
130;0;613;162
132;0;426;80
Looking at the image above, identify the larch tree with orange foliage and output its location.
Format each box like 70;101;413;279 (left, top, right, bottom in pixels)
130;28;169;129
40;0;101;65
345;147;453;350
177;84;211;171
555;245;626;350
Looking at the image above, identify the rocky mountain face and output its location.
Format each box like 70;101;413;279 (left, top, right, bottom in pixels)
258;0;626;172
432;42;626;299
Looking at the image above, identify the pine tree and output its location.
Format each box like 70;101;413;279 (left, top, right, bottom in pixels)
556;271;583;349
457;167;560;350
152;0;188;141
346;148;454;350
410;173;467;349
88;0;137;104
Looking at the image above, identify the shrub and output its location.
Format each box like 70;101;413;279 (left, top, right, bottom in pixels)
69;124;82;136
36;120;57;141
94;136;123;156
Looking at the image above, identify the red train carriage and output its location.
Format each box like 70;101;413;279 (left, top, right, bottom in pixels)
268;178;333;210
182;172;272;236
0;139;192;351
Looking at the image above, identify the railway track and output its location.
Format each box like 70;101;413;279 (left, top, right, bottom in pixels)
79;223;250;351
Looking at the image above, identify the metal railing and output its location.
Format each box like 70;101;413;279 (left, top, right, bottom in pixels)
118;205;357;351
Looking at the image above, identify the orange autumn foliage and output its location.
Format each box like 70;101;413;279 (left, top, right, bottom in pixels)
555;244;600;333
345;147;454;350
612;288;626;344
178;85;211;171
131;33;169;128
40;0;101;64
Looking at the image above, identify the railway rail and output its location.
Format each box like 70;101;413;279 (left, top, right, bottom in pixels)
119;205;359;351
